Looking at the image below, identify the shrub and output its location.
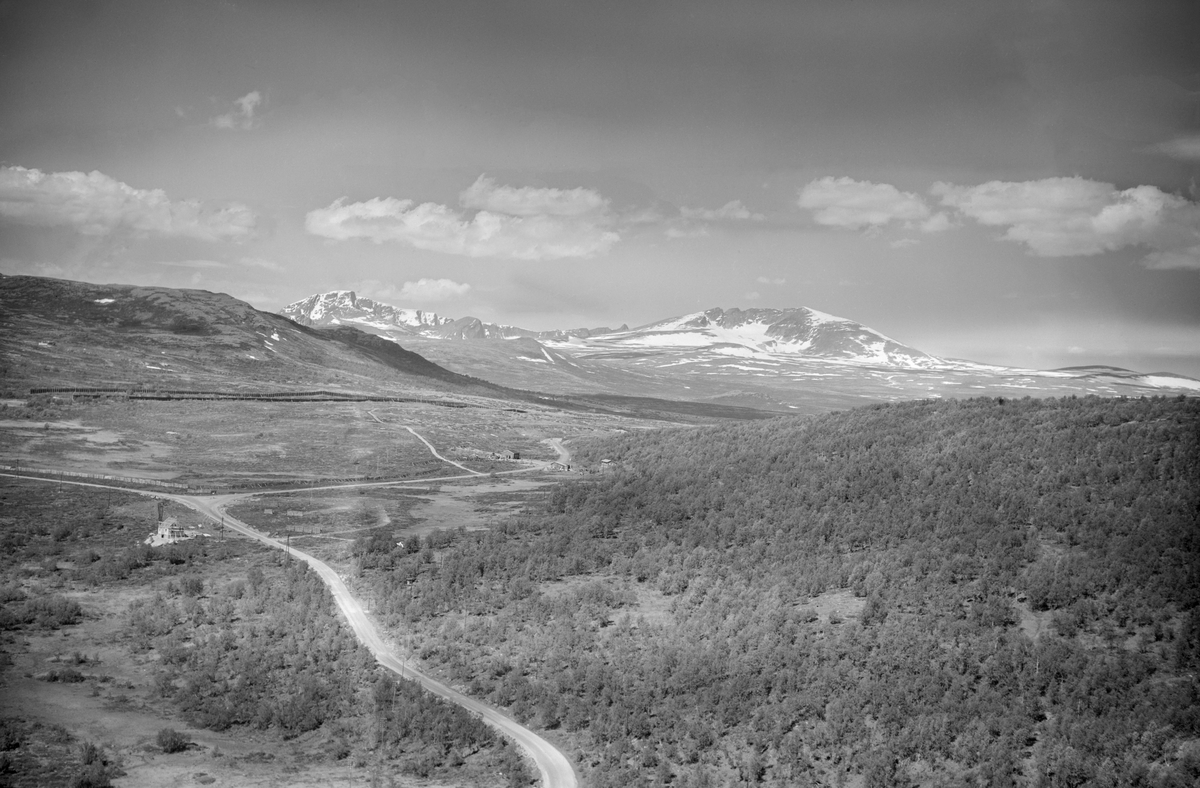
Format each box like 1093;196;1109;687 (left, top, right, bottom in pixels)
71;764;112;788
156;728;188;754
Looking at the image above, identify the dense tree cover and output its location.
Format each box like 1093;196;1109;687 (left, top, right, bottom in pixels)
0;480;533;785
359;396;1200;786
135;560;532;783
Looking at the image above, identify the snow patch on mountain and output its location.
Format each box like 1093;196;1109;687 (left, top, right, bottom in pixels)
587;307;946;369
1135;375;1200;391
281;290;452;332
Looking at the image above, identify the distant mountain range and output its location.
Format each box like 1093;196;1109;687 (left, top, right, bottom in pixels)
3;274;1196;418
280;289;1200;412
281;292;939;367
281;290;626;342
0;274;775;421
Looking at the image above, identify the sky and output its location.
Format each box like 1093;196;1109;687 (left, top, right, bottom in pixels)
2;0;1199;376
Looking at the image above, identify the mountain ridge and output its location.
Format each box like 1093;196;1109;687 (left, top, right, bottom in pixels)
281;292;939;368
276;287;1200;412
4;274;1196;418
281;290;626;343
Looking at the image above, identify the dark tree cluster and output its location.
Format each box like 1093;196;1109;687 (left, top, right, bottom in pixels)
358;396;1200;787
135;560;532;783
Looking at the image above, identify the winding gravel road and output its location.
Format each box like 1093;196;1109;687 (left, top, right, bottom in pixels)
1;463;579;788
187;495;577;788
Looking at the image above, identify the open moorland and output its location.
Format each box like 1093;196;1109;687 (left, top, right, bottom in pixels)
0;394;646;490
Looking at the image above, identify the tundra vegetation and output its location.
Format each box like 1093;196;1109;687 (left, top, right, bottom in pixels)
353;395;1200;787
0;480;533;787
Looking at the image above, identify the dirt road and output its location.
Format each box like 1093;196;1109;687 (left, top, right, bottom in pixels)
0;470;578;788
187;495;577;788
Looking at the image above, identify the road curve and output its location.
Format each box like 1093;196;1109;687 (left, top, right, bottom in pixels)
190;496;577;788
0;472;578;788
401;425;485;476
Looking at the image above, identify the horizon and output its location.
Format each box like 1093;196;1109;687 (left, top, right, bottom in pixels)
2;1;1198;378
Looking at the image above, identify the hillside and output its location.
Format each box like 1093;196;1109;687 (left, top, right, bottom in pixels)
0;274;785;423
353;395;1200;787
0;274;500;398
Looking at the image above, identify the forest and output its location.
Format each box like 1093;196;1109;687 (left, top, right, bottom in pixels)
0;481;532;787
353;395;1200;787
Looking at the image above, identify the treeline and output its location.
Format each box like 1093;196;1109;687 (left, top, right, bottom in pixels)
357;395;1200;787
134;561;532;783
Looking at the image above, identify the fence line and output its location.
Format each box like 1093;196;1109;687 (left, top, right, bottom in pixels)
0;465;190;490
27;388;471;408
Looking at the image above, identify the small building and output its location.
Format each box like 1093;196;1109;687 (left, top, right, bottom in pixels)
146;516;189;546
496;449;520;460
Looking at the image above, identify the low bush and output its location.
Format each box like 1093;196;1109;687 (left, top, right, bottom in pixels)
156;727;188;754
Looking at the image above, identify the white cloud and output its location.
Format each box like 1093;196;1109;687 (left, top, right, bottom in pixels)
744;291;762;301
890;238;920;249
306;177;620;260
933;177;1200;266
920;212;952;233
756;276;785;285
1143;245;1200;270
798;176;932;230
680;200;765;222
1145;135;1200;161
398;278;471;302
0;166;256;241
459;175;608;217
240;257;286;272
212;90;262;130
665;225;710;239
153;259;227;269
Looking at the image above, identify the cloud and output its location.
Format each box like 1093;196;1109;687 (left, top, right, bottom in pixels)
665;225;709;239
459;175;608;217
680;200;765;222
306;177;620;260
1143;245;1200;270
933;177;1200;266
744;291;762;301
352;277;471;304
756;276;785;285
240;257;286;272
920;212;952;233
153;259;227;269
890;238;920;248
398;278;471;302
798;177;934;230
0;166;256;241
212;90;262;130
1145;135;1200;161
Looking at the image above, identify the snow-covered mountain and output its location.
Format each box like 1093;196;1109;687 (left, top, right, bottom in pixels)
278;291;1200;410
577;307;943;367
280;290;625;343
280;290;453;334
281;292;967;369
